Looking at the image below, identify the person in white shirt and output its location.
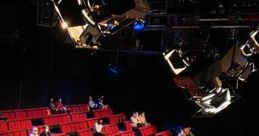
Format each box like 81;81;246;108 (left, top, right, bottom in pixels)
88;96;97;110
93;119;105;136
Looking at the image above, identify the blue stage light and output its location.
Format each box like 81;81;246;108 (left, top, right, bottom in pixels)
133;21;145;31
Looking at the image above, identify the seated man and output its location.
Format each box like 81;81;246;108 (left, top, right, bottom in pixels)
177;127;194;136
93;119;105;136
49;98;57;114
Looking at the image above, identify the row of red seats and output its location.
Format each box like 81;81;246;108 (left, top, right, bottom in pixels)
155;130;172;136
102;124;119;135
0;129;27;136
93;109;113;118
138;125;157;136
67;104;89;113
78;129;93;136
108;114;126;125
60;118;98;133
1;104;89;121
0;119;32;133
2;107;49;120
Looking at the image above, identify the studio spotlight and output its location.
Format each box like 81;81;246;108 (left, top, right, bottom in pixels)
163;49;191;75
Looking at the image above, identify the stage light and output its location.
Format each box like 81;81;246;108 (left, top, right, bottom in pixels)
133;20;145;31
61;21;68;29
163;49;191;75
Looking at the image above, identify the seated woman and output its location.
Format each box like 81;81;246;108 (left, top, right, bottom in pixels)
138;112;150;126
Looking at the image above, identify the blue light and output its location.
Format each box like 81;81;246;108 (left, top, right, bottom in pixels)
133;21;145;31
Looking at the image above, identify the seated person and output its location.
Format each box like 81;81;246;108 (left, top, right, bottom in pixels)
93;119;105;136
55;98;68;113
40;125;51;136
130;112;142;128
29;126;39;136
138;112;150;126
88;96;97;110
0;112;8;121
96;96;109;109
177;127;194;136
49;98;57;114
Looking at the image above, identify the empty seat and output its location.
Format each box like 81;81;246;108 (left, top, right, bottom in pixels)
108;114;126;124
0;129;27;136
14;110;27;120
102;124;119;135
2;111;15;120
124;121;132;131
71;113;87;122
155;131;172;136
0;121;8;133
93;109;113;118
8;119;32;131
43;114;71;125
120;130;135;136
25;107;49;118
78;129;93;136
138;125;157;136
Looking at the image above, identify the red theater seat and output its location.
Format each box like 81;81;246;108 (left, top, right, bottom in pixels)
78;129;93;136
108;114;126;124
71;113;87;122
124;121;132;131
1;129;27;136
25;107;49;118
155;131;172;136
0;121;8;133
138;125;157;136
120;130;135;136
14;110;27;120
2;111;15;120
102;124;119;135
93;109;113;118
43;114;71;125
8;119;32;131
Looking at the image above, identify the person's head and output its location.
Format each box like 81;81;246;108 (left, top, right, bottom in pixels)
100;96;104;99
183;127;191;135
50;98;53;102
59;98;62;102
97;119;103;124
31;126;38;135
43;125;49;132
89;96;92;101
139;112;145;116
